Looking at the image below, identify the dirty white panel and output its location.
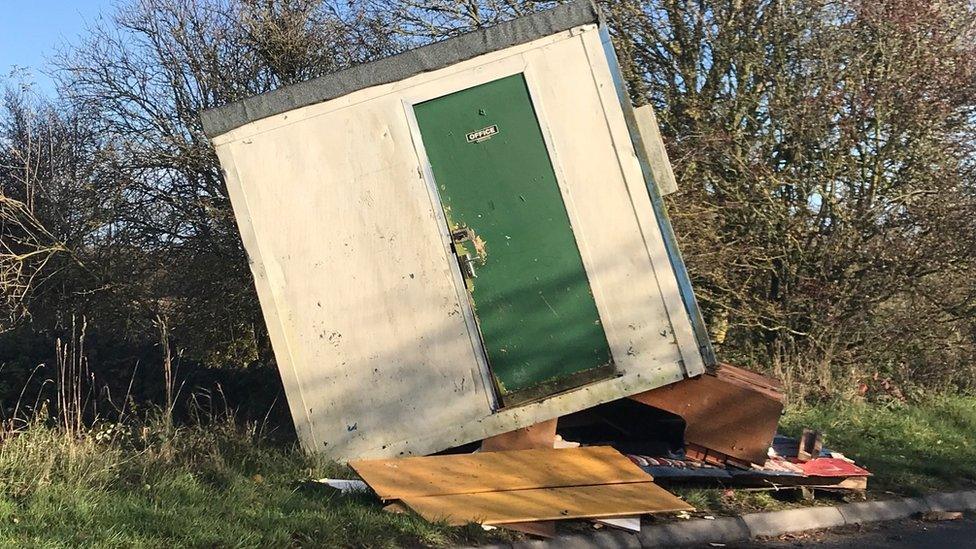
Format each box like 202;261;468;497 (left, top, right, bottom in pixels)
580;28;706;377
521;36;684;376
223;100;491;457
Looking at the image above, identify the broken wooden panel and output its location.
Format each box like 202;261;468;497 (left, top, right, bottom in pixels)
633;105;678;196
350;446;648;500
797;429;823;462
399;482;692;525
634;452;870;492
685;443;754;469
495;520;556;538
480;419;558;452
630;363;784;465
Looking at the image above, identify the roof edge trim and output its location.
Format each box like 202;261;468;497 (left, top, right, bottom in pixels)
200;0;600;138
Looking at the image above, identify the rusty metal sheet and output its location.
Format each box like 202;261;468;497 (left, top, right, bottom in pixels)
630;363;783;465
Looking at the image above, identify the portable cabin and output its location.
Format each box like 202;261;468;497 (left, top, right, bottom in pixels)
201;0;714;461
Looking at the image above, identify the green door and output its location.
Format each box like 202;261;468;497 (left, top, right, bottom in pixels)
414;74;614;406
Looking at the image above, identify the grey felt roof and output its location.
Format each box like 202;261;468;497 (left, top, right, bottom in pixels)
200;0;600;138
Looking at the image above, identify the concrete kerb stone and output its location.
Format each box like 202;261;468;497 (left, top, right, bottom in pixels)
468;490;976;548
925;490;976;512
837;497;929;524
741;506;847;538
639;516;750;547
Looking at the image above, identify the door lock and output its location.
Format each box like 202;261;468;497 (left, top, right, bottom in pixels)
459;253;478;279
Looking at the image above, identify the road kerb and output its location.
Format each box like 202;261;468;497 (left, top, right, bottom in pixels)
925;490;976;512
471;489;976;547
741;506;847;538
836;497;929;524
639;516;750;547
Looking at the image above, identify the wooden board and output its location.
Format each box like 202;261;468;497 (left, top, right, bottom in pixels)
480;419;558;537
351;446;650;500
400;481;692;525
480;419;557;452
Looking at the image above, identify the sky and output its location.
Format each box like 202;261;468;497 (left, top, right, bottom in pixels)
0;0;118;96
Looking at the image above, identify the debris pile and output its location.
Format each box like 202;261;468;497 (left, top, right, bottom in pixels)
346;363;872;535
621;365;872;495
629;432;871;493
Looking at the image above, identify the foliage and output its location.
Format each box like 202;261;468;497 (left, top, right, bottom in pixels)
3;0;401;371
614;0;976;398
1;0;975;406
0;397;972;545
781;395;976;494
0;414;505;548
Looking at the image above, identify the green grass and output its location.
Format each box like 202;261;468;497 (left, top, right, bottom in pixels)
0;397;973;546
666;395;976;516
780;395;976;495
669;486;787;515
0;419;509;548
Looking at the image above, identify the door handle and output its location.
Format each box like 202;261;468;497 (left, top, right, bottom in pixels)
459;253;478;279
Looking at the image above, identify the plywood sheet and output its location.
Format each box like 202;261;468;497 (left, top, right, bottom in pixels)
350;446;649;499
480;419;558;452
400;481;692;525
480;419;559;538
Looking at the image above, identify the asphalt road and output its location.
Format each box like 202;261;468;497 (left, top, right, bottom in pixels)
735;513;976;548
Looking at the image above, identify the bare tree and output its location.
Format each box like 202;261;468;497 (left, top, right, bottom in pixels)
603;0;976;396
365;0;561;41
0;88;101;333
48;0;400;365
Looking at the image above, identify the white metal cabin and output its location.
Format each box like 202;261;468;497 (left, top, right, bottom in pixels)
202;0;713;461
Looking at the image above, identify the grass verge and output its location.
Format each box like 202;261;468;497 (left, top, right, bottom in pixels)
667;395;976;516
780;394;976;495
0;397;973;546
0;418;509;548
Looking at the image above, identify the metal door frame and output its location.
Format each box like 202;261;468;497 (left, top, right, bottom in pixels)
401;59;615;412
